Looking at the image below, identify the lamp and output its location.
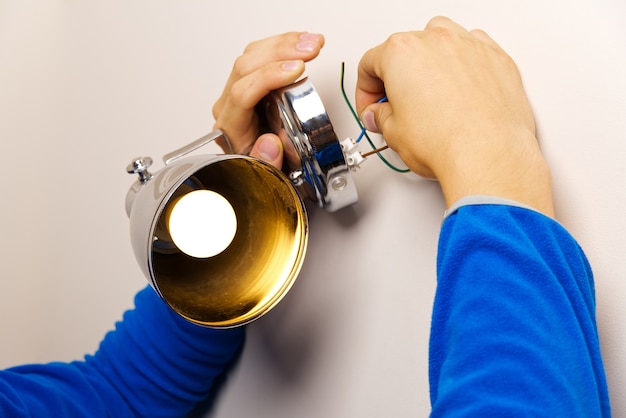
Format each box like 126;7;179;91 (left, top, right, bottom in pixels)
125;78;358;328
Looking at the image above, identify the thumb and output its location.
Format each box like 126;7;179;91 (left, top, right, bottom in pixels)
360;102;391;134
249;133;284;170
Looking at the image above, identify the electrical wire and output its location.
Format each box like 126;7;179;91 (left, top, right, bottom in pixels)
361;145;389;158
340;62;410;173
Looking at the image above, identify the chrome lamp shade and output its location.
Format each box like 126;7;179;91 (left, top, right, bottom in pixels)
125;78;357;328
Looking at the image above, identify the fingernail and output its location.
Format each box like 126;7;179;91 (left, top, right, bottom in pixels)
361;110;379;133
281;60;301;71
258;138;280;161
296;40;317;52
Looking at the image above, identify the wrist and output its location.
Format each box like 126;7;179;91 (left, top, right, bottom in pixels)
435;133;555;218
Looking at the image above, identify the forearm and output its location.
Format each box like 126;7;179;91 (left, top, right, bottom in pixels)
429;204;610;416
0;286;245;417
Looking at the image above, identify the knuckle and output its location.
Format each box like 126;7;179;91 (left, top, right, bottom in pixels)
211;79;252;121
386;32;412;47
427;15;452;28
382;32;414;57
231;55;250;79
242;37;261;55
228;80;248;106
211;99;223;120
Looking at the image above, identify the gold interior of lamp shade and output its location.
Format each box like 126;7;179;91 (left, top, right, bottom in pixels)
150;158;308;328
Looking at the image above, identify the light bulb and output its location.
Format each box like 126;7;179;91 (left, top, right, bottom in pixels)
168;190;237;258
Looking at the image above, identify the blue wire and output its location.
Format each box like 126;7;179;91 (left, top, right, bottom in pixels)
355;129;366;143
339;61;410;173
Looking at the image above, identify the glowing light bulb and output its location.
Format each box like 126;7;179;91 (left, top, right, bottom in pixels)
168;190;237;258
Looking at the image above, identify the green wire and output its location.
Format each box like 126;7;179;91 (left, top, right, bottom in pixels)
339;62;410;174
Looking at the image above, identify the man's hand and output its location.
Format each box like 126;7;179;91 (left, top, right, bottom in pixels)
212;32;324;170
356;17;554;217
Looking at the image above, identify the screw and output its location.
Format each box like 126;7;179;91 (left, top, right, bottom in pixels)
331;176;347;191
289;170;305;186
127;157;154;183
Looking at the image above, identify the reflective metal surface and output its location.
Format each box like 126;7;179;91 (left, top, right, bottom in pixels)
162;129;233;165
125;78;356;327
126;154;308;328
264;77;358;212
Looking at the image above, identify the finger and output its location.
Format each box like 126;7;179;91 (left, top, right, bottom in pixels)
212;31;324;155
224;59;306;114
213;31;324;123
360;101;392;135
248;133;284;169
214;60;305;153
219;32;324;108
234;32;325;78
355;44;386;116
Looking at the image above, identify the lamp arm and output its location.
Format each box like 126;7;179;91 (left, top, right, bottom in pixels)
162;129;233;166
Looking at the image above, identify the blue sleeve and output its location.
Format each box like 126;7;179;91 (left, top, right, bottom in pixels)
429;204;610;417
0;285;245;417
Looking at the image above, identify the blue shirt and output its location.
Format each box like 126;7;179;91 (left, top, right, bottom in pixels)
0;286;244;417
0;203;611;416
430;203;610;416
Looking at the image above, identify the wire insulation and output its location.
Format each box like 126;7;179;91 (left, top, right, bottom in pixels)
340;62;410;173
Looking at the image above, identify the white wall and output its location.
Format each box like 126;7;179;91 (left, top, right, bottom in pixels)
1;1;624;416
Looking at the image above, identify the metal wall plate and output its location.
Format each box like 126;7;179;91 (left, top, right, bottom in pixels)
264;77;358;212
